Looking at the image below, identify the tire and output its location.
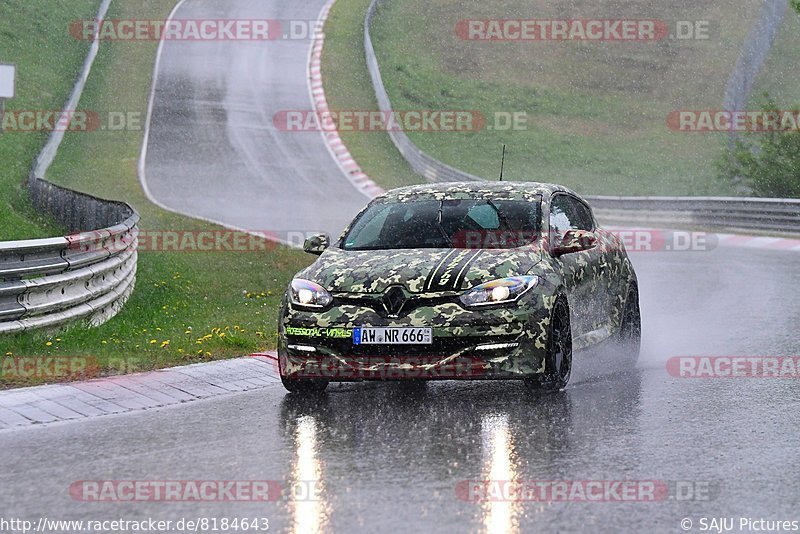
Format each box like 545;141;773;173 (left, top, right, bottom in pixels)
280;376;329;394
618;284;641;366
278;350;329;394
528;296;572;391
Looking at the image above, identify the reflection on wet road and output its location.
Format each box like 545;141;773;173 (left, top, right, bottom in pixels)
0;247;798;533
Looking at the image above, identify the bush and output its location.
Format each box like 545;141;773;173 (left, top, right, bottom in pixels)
718;102;800;198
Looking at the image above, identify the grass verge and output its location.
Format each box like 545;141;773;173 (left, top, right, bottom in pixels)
0;0;99;240
750;8;800;109
0;0;310;388
322;0;421;190
323;0;772;196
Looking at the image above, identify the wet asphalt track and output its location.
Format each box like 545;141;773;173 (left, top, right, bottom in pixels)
1;246;799;533
141;0;369;240
3;0;800;532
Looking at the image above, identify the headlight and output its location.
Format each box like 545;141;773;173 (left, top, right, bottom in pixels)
459;276;538;308
290;279;333;309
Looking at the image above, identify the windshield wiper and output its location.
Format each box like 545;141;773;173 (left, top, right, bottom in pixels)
486;199;514;231
437;201;453;247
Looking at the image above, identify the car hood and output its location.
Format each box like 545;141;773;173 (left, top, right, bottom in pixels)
298;247;542;294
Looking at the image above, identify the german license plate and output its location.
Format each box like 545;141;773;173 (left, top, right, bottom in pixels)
353;327;432;345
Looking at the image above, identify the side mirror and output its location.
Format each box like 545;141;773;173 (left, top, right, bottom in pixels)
303;233;330;255
552;230;597;257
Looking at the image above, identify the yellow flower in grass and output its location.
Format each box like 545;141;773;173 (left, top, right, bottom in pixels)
149;339;157;344
45;341;53;347
160;340;170;348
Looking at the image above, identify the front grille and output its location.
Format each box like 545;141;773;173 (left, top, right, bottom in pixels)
332;295;458;318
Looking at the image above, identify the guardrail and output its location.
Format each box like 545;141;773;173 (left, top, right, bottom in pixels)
364;0;482;184
0;0;139;335
0;179;139;335
586;196;800;234
363;0;800;235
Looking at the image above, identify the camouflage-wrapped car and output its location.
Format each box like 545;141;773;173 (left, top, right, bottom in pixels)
278;182;640;393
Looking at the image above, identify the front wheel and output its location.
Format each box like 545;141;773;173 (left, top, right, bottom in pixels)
280;376;329;394
527;296;572;392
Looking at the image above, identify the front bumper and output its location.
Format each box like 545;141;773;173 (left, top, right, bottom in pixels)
278;293;554;382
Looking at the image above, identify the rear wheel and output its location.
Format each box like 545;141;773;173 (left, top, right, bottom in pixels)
618;284;641;365
527;296;572;391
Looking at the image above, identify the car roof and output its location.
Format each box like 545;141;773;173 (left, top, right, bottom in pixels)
376;181;581;203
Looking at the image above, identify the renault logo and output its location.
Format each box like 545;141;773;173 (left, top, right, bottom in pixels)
382;286;407;317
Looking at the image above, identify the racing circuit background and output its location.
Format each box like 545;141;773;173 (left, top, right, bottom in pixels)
1;0;799;533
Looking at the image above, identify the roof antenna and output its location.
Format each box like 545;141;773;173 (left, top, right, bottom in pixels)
499;144;507;181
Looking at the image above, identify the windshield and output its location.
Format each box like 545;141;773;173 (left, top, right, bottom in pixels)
342;199;542;250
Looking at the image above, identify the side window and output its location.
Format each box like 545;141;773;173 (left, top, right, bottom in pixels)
549;195;594;243
549;196;572;243
570;199;594;231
